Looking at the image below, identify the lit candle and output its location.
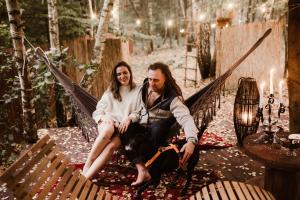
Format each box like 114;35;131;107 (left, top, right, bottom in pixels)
259;82;265;108
279;80;284;104
242;111;252;125
270;68;274;94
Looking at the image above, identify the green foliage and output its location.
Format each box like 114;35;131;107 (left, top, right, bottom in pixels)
0;0;89;49
27;47;73;126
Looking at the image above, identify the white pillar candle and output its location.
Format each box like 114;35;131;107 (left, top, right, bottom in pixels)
270;68;274;94
259;82;265;108
279;80;284;104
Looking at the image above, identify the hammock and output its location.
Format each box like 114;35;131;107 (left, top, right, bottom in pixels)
27;29;271;142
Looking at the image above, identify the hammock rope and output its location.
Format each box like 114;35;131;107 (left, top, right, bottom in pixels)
26;28;272;142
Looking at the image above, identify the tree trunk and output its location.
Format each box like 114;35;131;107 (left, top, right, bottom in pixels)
88;0;94;38
178;0;186;18
197;23;211;80
80;0;114;90
175;0;180;45
148;0;154;52
47;0;60;50
5;0;38;143
129;0;141;19
265;0;275;20
246;0;253;23
288;0;300;133
168;0;172;48
112;0;120;33
47;0;67;127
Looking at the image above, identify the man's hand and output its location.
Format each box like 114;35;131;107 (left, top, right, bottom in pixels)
118;117;131;134
180;141;195;165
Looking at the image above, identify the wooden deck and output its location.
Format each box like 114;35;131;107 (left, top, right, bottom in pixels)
0;127;265;199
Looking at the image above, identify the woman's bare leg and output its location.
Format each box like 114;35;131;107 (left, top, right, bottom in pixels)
82;123;115;174
83;136;121;179
131;163;151;186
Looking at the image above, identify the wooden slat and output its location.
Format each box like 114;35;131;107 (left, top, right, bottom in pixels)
267;191;276;200
87;184;99;200
239;182;253;200
112;195;119;200
261;188;272;200
246;184;260;200
96;188;105;200
14;150;57;199
104;192;112;200
223;181;237;200
232;181;246;200
0;135;50;182
215;181;229;200
60;170;81;200
201;186;210;200
253;186;266;200
23;153;64;200
9;141;56;189
48;167;74;200
195;191;203;200
36;157;68;200
190;194;196;200
208;183;219;200
69;174;87;200
78;179;93;200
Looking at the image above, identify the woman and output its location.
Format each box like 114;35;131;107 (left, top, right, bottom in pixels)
82;61;140;179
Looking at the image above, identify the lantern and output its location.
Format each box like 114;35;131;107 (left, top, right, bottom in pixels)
234;77;260;146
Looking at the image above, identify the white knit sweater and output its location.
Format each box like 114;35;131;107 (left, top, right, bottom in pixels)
92;85;141;124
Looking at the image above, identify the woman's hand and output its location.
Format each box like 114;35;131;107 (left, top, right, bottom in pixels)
118;117;131;134
99;116;114;125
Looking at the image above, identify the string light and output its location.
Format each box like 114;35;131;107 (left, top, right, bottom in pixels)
226;2;234;10
91;13;96;19
136;19;141;26
198;13;206;21
180;28;185;33
211;23;216;28
167;19;173;27
260;4;267;13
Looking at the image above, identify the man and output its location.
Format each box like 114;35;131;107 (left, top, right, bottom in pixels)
123;62;199;186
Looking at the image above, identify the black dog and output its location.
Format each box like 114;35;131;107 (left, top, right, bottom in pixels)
125;125;205;200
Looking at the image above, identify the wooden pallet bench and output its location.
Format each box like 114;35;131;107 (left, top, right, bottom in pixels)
189;181;275;200
0;134;118;200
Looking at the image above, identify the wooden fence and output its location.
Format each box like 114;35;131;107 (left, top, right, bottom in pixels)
215;20;286;91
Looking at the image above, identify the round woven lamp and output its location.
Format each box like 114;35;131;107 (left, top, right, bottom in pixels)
234;77;260;146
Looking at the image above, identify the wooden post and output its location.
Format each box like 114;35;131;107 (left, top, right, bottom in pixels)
288;0;300;133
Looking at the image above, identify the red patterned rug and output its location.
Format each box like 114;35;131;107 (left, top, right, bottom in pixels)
69;132;230;199
198;131;233;149
72;163;220;199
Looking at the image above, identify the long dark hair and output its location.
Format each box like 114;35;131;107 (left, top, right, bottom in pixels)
148;62;182;97
110;61;136;101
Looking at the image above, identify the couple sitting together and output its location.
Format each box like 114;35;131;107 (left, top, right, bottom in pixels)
82;61;199;186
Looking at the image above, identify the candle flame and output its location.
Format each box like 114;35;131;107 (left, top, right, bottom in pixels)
242;111;252;125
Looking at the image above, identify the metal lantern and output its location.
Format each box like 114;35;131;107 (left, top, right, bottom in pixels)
234;77;260;146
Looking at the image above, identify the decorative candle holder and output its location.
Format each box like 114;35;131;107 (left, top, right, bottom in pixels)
278;103;285;118
257;93;286;144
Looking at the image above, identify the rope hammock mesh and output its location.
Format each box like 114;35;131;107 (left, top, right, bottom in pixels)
28;29;271;142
